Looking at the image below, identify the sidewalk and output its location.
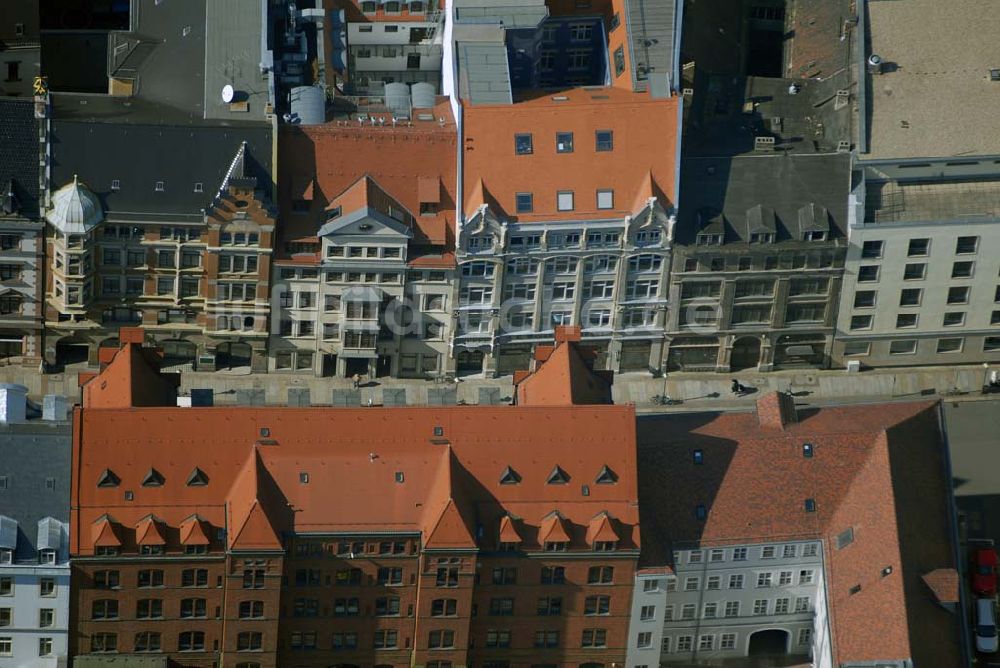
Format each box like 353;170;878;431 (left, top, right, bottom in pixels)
1;361;995;409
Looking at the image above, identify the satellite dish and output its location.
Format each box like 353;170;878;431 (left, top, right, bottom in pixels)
221;84;234;103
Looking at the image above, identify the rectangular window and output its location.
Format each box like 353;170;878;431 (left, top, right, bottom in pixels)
853;290;876;308
899;288;921;306
896;313;917;328
596;130;613;151
903;263;926;280
515;133;533;155
889;339;917;355
858;265;879;282
557;191;574;211
952;261;974;278
956;236;979;254
908;238;930;256
861;240;883;259
948;286;970;304
937;338;963;353
556;132;574;153
850;315;873;330
596;189;614;209
515;193;533;213
614;46;625;76
943;312;965;327
724;601;740;617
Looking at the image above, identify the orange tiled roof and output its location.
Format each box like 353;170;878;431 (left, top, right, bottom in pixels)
462;88;678;222
637;399;962;666
179;515;212;546
135;515;168;546
278;98;456;252
515;326;613;405
72;403;639;555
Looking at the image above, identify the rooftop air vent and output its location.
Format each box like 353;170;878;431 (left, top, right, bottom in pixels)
867;53;883;75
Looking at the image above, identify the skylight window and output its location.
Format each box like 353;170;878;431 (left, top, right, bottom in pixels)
695;504;707;520
804;498;817;512
693;450;703;465
803;443;814;458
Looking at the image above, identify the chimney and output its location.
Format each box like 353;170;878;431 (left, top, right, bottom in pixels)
756;391;798;429
554;325;582;343
0;384;28;423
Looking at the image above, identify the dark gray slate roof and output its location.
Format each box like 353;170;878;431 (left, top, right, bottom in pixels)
676;152;851;244
50;120;272;222
0;421;72;561
625;0;677;92
0;98;40;220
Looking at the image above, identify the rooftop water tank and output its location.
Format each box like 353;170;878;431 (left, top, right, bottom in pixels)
384;82;411;116
289;85;325;125
410;81;436;110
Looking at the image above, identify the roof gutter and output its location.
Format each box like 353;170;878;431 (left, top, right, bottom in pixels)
856;0;870;154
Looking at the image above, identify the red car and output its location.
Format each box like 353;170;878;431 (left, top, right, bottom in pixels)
972;548;998;597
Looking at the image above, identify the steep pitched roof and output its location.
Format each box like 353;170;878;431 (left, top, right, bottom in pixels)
179;515;212;546
91;515;122;547
226;448;283;551
498;514;524;544
514;327;613;405
135;515;168;545
277;99;456;250
636;400;962;666
586;511;621;544
81;334;180;408
422;448;477;550
538;511;572;544
0;99;41;220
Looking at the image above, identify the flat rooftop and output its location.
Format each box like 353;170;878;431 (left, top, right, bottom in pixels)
865;177;1000;224
865;0;1000;159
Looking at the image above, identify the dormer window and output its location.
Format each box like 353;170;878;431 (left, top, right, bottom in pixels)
193;182;203;193
546;466;570;485
185;544;208;555
0;549;11;564
141;468;165;487
593;541;617;552
38;549;56;564
111;179;121;191
693;449;704;465
499;466;521;485
636;230;661;246
139;545;164;556
805;230;826;241
97;469;120;488
544;540;568;552
155;181;165;192
695;504;707;520
499;541;519;552
697;233;722;245
186;468;209;486
95;546;118;556
361;0;376;11
750;233;774;243
468;236;493;251
595;465;617;484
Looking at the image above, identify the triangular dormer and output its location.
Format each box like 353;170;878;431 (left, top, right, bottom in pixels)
546;465;570;485
141;468;165;487
499;466;521;485
317;175;414;238
97;469;120;488
135;514;168;546
595;465;618;485
186;467;209;487
498;514;524;545
179;515;212;546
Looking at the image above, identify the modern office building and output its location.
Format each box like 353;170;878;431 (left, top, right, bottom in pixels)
445;0;682;376
0;94;45;365
625;392;966;667
833;0;1000;367
0;389;72;667
275;96;457;378
71;327;640;667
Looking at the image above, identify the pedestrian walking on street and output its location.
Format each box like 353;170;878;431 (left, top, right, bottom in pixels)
352;373;360;389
